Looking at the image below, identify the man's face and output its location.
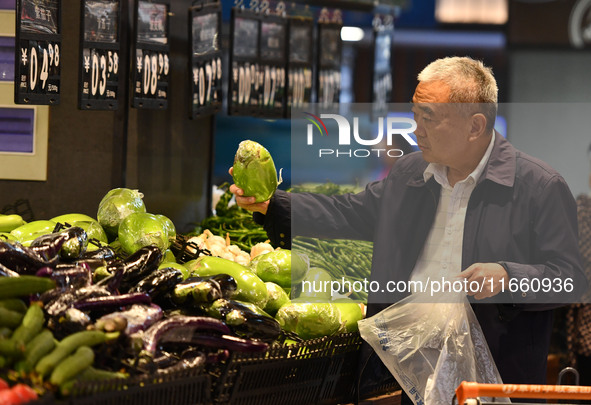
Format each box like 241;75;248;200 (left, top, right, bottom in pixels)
411;81;472;166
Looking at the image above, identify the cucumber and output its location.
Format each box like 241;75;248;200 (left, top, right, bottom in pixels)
24;329;56;370
50;345;95;386
11;303;45;350
0;276;56;299
0;307;24;329
0;298;28;313
35;330;112;377
0;339;16;356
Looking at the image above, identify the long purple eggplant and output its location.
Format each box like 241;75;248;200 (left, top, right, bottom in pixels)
204;299;282;341
95;304;163;335
79;246;116;262
96;262;125;293
0;241;59;274
29;233;69;261
177;334;268;353
155;349;207;374
118;246;163;292
0;262;19;277
129;267;183;300
36;263;92;289
141;316;231;356
73;292;152;312
31;227;88;260
29;232;67;258
44;285;112;317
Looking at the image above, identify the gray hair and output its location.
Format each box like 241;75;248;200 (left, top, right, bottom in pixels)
418;56;498;130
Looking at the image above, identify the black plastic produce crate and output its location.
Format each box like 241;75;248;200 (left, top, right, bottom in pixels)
214;332;365;405
31;365;212;405
317;333;365;405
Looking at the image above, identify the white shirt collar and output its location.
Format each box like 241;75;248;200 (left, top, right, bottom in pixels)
423;131;496;188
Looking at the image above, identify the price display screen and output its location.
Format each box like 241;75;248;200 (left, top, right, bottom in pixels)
228;9;260;116
258;17;287;118
83;0;118;43
233;17;258;58
131;0;170;109
78;0;120;110
260;21;284;61
287;18;313;115
189;2;222;118
317;23;342;109
20;0;59;34
289;23;311;64
14;0;61;105
319;26;341;67
192;12;218;56
137;1;168;45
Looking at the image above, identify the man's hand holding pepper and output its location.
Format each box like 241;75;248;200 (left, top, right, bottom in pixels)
228;167;270;215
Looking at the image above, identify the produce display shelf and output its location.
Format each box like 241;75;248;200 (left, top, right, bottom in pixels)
26;332;397;405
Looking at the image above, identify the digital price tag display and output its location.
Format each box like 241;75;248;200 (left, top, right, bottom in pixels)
189;1;222;119
257;14;287;118
372;14;393;116
228;8;260;116
316;18;342;109
14;0;62;105
78;0;121;110
287;17;313;116
131;0;170;109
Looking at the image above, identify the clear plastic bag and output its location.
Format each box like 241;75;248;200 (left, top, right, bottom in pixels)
358;291;509;405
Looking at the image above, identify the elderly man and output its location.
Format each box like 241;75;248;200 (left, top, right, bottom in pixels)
230;56;587;400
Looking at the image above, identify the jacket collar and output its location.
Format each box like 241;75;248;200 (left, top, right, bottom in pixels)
407;130;516;188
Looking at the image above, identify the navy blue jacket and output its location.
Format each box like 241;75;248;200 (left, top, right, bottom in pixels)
255;133;587;390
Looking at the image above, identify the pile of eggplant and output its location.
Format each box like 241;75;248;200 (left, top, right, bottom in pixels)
0;224;283;399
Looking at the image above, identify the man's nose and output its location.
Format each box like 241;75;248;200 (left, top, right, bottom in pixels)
413;119;425;136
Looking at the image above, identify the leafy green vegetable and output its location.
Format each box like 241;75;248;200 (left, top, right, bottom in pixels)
97;188;146;240
118;212;171;254
232;140;280;203
275;300;344;340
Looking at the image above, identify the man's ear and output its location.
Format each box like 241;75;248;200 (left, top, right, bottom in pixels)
469;113;487;141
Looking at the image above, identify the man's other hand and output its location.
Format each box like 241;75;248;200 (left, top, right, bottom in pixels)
457;262;509;299
228;167;270;215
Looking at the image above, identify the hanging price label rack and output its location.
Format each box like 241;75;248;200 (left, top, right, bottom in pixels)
78;0;121;110
14;0;62;105
257;9;288;118
228;7;260;116
131;0;170;109
189;0;222;119
316;8;342;110
371;13;393;117
286;16;313;116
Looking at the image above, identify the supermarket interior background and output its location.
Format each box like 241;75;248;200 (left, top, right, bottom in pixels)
0;0;590;232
